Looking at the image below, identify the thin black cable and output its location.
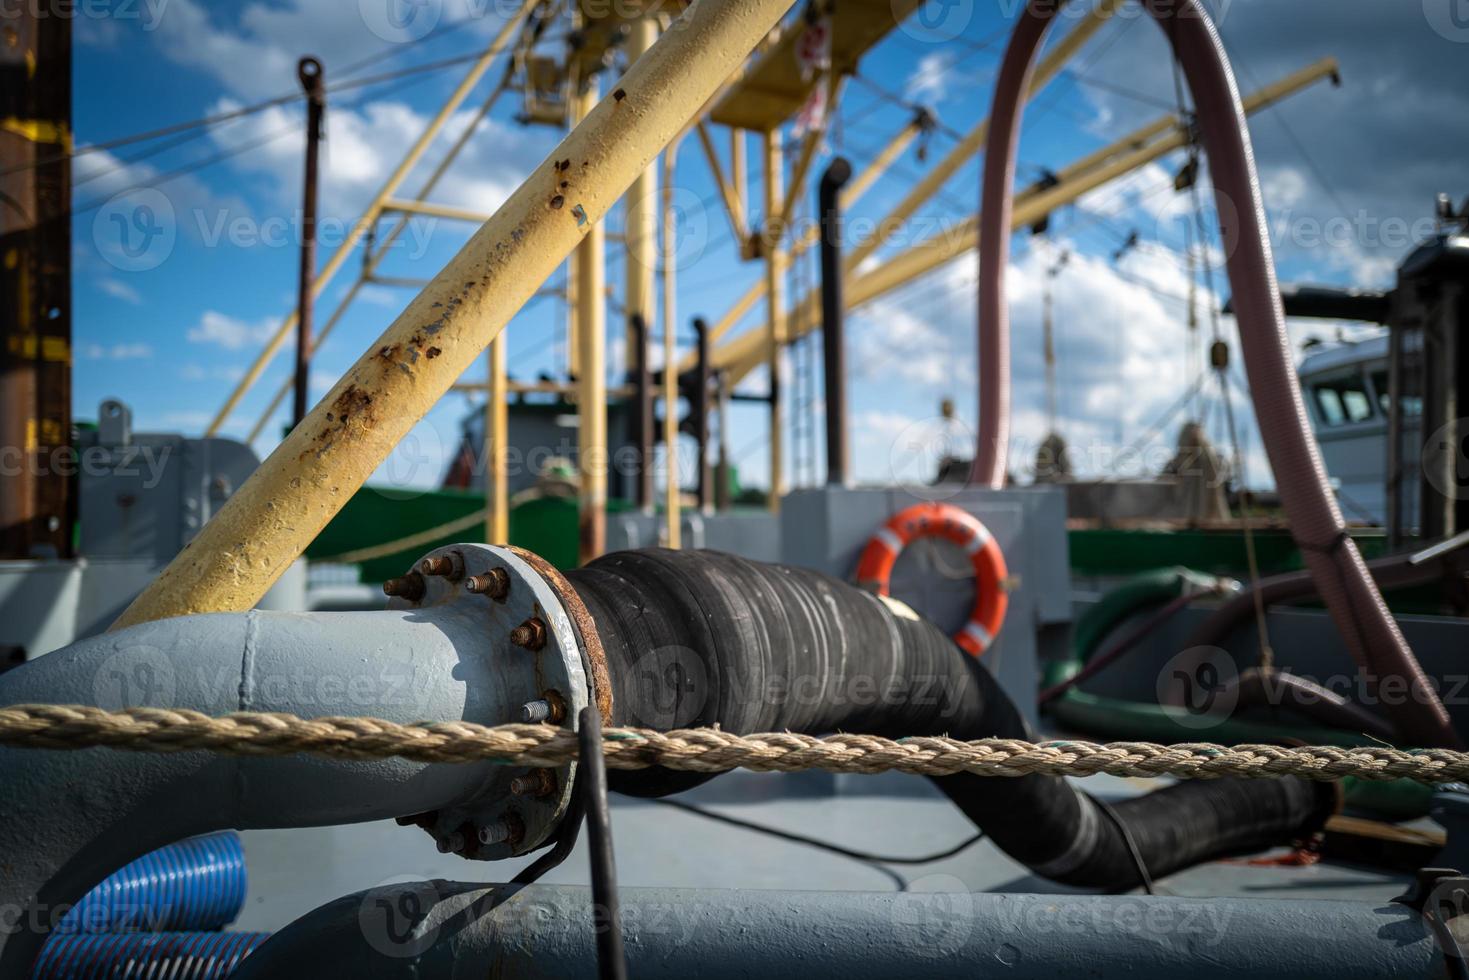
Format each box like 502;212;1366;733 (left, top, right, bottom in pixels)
580;705;627;980
4;32;523;181
69;124;300;216
651;796;986;866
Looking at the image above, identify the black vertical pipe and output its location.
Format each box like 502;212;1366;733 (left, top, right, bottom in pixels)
819;157;853;486
715;372;731;511
693;318;711;511
293;57;325;428
631;313;653;511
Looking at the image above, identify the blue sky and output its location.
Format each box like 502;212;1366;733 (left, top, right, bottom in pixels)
70;0;1469;497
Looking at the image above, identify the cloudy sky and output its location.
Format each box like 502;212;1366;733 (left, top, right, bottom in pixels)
70;0;1468;497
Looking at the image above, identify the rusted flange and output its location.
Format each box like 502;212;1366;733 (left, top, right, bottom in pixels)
509;545;613;722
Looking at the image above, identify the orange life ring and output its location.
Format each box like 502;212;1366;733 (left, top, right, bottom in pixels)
856;502;1009;657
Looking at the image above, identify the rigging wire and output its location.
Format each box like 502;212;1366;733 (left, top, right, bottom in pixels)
4;31;529;181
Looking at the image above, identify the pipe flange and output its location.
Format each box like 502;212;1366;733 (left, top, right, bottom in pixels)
387;543;590;860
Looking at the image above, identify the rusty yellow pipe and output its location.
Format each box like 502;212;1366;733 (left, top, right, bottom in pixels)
114;0;797;627
206;7;531;437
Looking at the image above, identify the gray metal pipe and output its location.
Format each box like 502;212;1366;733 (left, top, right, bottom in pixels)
0;604;507;976
233;881;1440;979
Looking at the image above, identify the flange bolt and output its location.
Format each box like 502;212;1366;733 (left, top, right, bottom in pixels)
510;617;547;651
383;572;426;602
466;567;510;600
418;553;462;580
478;813;525;847
510;769;558;798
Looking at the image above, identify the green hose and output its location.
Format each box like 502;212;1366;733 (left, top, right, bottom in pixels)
1074;566;1224;664
1051;569;1436;819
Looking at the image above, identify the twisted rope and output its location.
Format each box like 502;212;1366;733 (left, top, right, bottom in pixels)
2;704;1466;784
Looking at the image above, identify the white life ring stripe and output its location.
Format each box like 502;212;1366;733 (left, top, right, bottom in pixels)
960;621;994;652
874;527;905;557
963;525;993;555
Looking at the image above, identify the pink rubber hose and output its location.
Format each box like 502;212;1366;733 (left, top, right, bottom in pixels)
971;0;1460;748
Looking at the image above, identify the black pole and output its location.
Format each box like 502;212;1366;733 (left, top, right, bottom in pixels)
819;157;853;486
715;371;731;511
631;313;653;511
293;57;325;428
693;317;711;511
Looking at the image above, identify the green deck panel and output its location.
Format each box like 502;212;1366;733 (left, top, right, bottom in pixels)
306;487;637;581
1066;525;1389;579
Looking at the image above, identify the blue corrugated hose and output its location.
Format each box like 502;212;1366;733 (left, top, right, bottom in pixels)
31;832;267;979
31;930;270;979
55;832;248;934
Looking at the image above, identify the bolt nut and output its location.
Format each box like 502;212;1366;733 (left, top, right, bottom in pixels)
383;571;426;602
510;769;558;798
436;830;465;854
466;567;510;600
519;690;567;725
478;812;525;847
510;617;547;651
418;553;463;580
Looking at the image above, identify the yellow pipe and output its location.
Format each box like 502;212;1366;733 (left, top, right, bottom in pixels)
572;70;608;566
114;0;797;627
838;117;919;208
693;111;922;357
486;333;508;543
381;198;498;224
696;122;748;243
624;15;661;363
730;126;748;235
206;6;532;437
662;132;685;548
762;128;784;514
716;57;1341;382
245;77;516;442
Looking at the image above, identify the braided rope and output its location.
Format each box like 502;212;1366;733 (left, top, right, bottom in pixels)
2;703;1466;784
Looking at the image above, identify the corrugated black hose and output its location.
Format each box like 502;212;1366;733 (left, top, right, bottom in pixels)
564;549;1337;890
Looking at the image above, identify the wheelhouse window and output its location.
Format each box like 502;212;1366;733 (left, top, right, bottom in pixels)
1312;375;1374;426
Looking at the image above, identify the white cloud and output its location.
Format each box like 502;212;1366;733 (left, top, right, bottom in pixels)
83;342;153;360
96;279;143;304
905;51;958;104
185;310;277;349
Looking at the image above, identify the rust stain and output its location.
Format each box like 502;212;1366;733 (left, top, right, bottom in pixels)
549;194;564;210
425;346;441;359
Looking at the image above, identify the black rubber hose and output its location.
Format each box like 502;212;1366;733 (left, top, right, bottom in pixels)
565;549;1336;889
